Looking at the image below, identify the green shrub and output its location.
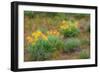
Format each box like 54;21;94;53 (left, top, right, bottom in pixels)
28;39;54;61
79;50;90;59
61;26;80;37
63;38;80;53
28;35;64;61
48;35;64;50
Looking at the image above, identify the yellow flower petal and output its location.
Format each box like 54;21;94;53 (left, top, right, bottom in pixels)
26;36;33;43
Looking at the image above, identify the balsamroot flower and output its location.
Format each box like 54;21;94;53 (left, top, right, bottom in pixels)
47;30;60;36
59;20;69;30
26;36;33;43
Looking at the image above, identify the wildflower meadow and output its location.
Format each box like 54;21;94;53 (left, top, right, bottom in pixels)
24;11;90;61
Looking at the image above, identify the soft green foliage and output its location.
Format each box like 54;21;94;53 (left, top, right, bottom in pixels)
28;39;54;61
48;35;64;50
60;20;80;37
79;50;90;59
28;36;64;61
62;26;80;37
63;38;81;53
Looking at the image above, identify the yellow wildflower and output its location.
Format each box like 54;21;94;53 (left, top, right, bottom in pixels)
34;33;39;39
32;30;42;39
47;30;60;36
26;36;33;43
53;30;60;36
59;20;69;30
32;32;36;37
32;30;42;36
60;24;69;30
62;20;67;24
36;30;42;35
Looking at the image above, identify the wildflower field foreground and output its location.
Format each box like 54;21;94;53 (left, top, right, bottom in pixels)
24;11;90;61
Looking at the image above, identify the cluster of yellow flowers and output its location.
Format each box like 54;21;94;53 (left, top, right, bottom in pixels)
26;29;60;45
47;30;60;36
59;20;69;30
32;30;47;40
26;20;79;45
59;20;79;30
26;36;33;43
26;30;48;45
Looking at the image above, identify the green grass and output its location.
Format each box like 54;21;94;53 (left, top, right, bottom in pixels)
63;38;81;53
48;35;64;50
28;39;54;61
79;50;90;59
